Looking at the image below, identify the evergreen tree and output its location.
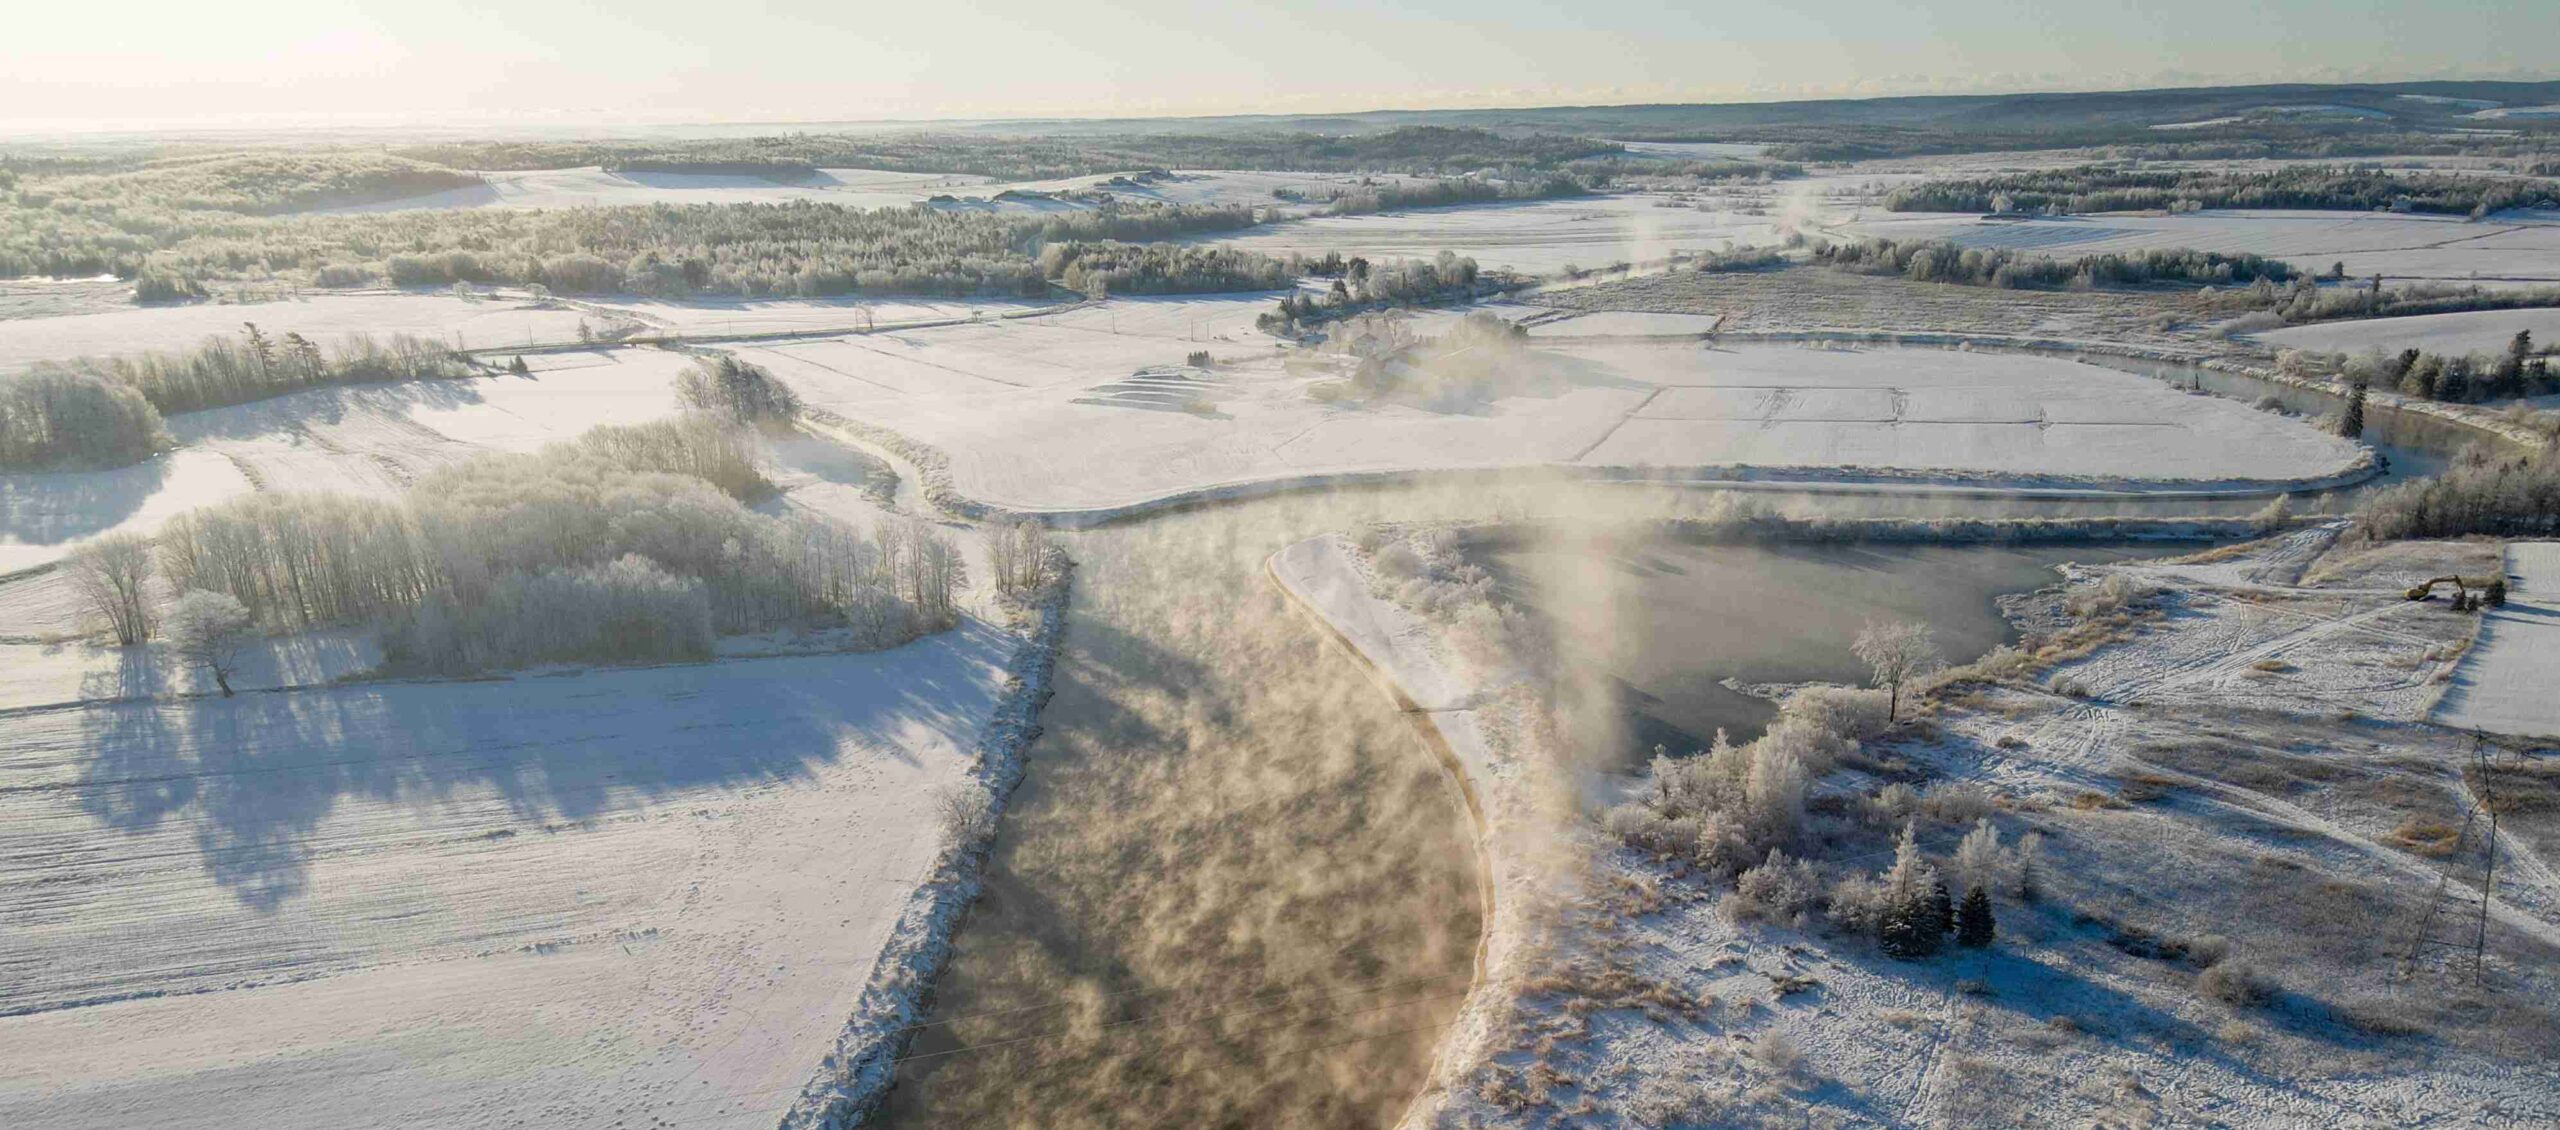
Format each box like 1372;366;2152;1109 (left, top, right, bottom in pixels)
2439;356;2472;403
1957;886;1996;948
1879;823;1945;960
2340;381;2366;439
2485;575;2508;608
1931;875;1956;937
509;355;532;376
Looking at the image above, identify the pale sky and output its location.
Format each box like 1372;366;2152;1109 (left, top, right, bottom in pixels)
2;0;2548;134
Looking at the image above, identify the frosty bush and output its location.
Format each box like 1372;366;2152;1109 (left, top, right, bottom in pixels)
0;369;170;470
2063;573;2148;618
1727;849;1822;924
569;414;770;499
2198;958;2275;1007
935;780;996;850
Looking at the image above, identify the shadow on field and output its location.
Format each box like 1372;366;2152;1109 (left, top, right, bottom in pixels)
0;458;173;545
69;619;1009;911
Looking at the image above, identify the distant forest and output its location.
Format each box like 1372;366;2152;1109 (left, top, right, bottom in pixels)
0;132;1609;295
384;126;1621;181
1885;166;2560;218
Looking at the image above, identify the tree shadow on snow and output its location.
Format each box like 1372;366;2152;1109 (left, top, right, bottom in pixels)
0;457;173;545
69;621;1010;913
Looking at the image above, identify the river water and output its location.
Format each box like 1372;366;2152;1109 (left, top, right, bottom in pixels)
877;350;2490;1127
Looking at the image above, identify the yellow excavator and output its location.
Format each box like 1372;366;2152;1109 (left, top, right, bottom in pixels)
2405;574;2504;610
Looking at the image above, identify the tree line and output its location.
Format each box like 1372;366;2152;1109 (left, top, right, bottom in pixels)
1815;236;2294;289
67;413;975;679
1885;165;2560;219
2;325;465;471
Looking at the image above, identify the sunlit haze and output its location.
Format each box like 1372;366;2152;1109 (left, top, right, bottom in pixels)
5;0;2554;134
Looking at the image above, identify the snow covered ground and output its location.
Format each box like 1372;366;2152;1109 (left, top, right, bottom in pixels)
0;292;597;370
2436;541;2560;741
753;320;2369;517
1837;208;2560;286
1281;526;2560;1129
1196;195;1795;276
0;625;1012;1130
0;349;691;574
2252;307;2560;357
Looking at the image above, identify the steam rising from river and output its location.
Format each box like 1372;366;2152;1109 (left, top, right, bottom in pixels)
879;473;2282;1126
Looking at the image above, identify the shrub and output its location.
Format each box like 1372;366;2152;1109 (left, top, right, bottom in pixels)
383;555;714;674
1728;848;1822;924
2198;958;2275;1007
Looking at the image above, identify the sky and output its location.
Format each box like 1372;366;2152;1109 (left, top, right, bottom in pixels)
2;0;2550;134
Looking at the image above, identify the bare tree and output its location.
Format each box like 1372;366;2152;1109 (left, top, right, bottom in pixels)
986;517;1052;597
67;533;157;645
1852;619;1942;723
165;589;254;696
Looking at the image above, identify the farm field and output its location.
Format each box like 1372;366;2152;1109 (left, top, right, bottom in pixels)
1837;208;2560;285
2436;541;2560;740
0;348;691;574
0;625;1014;1130
0;292;597;369
753;314;2367;516
1194;194;1797;275
2253;307;2560;357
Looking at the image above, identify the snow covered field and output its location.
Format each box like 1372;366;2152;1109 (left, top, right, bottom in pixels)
1197;195;1795;276
0;625;1013;1130
0;349;691;574
754;318;2368;516
1839;208;2560;285
0;292;596;370
2252;307;2560;357
2436;541;2560;740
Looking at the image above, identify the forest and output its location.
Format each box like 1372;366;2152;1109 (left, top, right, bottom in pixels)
381;127;1621;180
1884;165;2560;218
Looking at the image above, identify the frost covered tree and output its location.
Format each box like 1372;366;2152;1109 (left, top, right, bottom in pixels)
1852;620;1943;722
2340;381;2366;439
1952;818;2012;897
1877;822;1945;959
67;533;157;645
165;589;253;696
675;355;800;426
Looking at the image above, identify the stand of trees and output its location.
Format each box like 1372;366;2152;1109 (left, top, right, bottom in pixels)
0;369;170;470
1886;165;2560;219
1313;174;1586;217
38;324;467;414
120;415;961;674
1255;252;1489;332
2343;333;2554;403
1816;236;2293;289
2354;444;2560;541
